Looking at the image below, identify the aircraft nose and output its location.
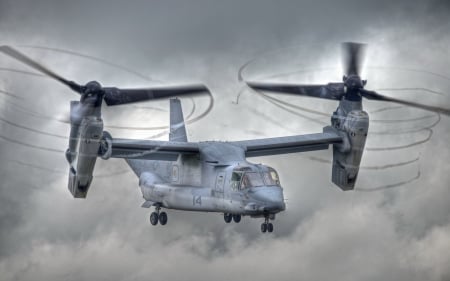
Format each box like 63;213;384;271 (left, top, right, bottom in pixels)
250;186;285;211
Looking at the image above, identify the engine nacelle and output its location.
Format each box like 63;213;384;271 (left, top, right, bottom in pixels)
68;116;104;198
331;109;369;190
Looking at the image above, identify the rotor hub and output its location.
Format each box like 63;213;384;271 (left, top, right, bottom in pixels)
344;75;364;90
84;80;103;95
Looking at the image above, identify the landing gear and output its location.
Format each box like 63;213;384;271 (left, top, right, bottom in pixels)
261;215;274;233
224;213;242;223
267;222;274;233
261;222;267;233
150;212;159;225
159;212;168;225
224;213;232;223
149;205;168;226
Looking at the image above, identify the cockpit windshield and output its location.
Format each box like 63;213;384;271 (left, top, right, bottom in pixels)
264;168;280;186
230;167;281;190
242;172;265;188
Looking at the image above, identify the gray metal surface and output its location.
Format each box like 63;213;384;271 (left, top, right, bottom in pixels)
108;99;345;227
108;130;341;160
169;98;188;142
233;128;342;157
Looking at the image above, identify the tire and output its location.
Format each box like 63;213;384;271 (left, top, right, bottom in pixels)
232;214;241;223
261;223;267;233
224;213;232;223
150;212;159;225
159;212;168;225
267;223;274;233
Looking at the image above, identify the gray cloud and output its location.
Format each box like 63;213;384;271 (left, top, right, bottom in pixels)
0;0;449;280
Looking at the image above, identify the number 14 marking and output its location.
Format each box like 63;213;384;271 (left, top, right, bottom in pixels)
193;196;202;206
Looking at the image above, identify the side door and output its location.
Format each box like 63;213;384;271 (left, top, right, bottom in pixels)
215;172;225;198
213;172;225;209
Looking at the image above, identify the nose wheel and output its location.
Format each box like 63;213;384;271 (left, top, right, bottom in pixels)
261;215;274;233
149;205;168;226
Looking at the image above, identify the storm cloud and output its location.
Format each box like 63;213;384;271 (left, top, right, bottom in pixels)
0;0;449;280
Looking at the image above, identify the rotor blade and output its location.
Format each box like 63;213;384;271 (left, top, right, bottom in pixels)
0;45;83;94
246;81;345;100
361;89;450;116
102;84;210;106
342;42;367;76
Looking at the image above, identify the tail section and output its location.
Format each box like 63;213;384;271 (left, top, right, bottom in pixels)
125;99;187;177
169;98;188;142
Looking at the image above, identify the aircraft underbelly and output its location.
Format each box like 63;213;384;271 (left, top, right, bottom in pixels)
164;186;217;211
142;182;224;212
139;173;282;215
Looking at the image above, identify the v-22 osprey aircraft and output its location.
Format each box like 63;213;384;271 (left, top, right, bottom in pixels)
1;43;448;233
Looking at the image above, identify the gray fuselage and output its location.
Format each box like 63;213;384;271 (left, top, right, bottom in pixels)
131;142;286;217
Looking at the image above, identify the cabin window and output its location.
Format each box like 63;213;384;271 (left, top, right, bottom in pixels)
230;172;243;190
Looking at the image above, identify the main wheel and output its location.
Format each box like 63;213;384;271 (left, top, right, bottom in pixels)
150;212;159;225
267;223;274;233
159;212;168;225
261;223;267;233
224;213;232;223
232;214;241;223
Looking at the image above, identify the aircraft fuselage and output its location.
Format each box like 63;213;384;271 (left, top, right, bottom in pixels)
136;142;286;217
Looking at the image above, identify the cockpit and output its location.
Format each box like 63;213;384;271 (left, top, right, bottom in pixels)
230;165;280;191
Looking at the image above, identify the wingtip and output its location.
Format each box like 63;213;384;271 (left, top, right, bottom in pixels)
179;83;210;92
199;83;210;92
189;83;211;94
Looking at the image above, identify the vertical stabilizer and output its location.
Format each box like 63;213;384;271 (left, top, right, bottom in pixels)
169;99;188;142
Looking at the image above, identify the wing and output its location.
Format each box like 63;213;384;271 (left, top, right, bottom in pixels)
109;139;199;161
106;127;342;160
232;127;342;157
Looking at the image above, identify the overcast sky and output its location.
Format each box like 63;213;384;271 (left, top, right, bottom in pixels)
1;1;450;280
